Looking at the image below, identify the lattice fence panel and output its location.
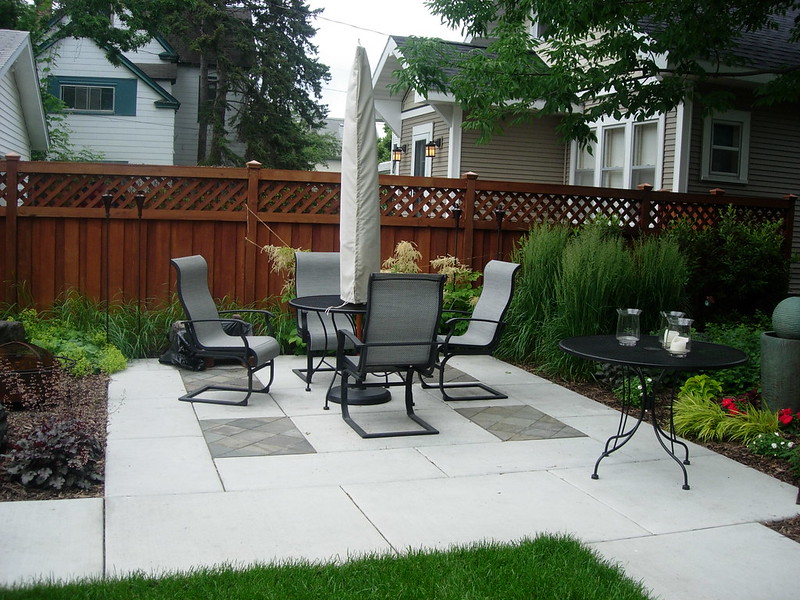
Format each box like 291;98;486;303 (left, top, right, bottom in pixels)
381;185;464;220
17;173;249;211
259;180;340;214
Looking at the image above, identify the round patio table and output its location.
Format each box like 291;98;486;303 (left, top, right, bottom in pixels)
288;295;391;407
559;334;748;490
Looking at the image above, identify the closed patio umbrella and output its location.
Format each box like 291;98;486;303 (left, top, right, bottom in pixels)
339;45;380;305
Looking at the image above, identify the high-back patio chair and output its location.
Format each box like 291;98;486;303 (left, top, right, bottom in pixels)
335;272;445;438
421;260;521;401
292;251;355;389
171;255;280;406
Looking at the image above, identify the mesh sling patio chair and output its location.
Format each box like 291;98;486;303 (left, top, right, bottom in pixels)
420;260;521;401
171;255;280;406
335;272;445;438
292;252;355;390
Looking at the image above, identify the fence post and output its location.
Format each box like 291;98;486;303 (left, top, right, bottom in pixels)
637;183;653;232
245;160;262;305
462;172;478;268
4;153;20;306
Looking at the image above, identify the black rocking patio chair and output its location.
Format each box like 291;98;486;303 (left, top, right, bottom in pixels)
335;272;445;438
171;255;280;406
421;260;521;401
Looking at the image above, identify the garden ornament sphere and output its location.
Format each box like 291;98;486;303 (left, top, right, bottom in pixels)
772;296;800;339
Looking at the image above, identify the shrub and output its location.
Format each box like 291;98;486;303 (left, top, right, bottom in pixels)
697;317;768;395
747;432;796;460
665;206;789;325
2;416;104;490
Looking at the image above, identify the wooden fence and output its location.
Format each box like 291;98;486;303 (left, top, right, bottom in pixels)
1;154;796;310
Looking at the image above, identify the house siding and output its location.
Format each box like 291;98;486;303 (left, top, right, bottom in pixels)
40;39;175;164
0;69;32;160
460;116;566;183
686;93;800;198
661;109;677;190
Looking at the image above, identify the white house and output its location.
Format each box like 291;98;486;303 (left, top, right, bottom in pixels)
0;29;48;161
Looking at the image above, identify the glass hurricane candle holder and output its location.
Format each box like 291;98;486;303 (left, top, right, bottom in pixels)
616;308;642;346
667;317;693;357
660;311;686;349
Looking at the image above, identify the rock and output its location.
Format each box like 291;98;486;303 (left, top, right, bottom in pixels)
0;321;26;344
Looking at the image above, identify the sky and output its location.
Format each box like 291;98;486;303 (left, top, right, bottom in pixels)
306;0;460;119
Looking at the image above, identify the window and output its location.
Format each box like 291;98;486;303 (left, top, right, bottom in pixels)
631;122;658;188
601;126;625;188
571;117;662;189
61;85;115;112
574;135;596;186
48;77;137;116
702;110;750;183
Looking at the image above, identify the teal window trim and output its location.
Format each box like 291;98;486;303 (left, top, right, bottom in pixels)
49;76;137;116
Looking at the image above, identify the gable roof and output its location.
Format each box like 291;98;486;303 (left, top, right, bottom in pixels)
0;29;48;152
38;24;180;110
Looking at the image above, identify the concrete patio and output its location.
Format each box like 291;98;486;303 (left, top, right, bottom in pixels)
1;354;799;598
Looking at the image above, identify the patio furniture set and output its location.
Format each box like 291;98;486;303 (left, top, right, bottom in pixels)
169;253;747;489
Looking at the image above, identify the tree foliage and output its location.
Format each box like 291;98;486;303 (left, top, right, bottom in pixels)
24;1;333;169
392;0;800;145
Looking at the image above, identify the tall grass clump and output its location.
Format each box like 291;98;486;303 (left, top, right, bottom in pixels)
497;221;688;381
496;223;570;361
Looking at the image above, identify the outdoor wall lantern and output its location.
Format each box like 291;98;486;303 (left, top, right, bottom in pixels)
425;138;442;159
391;144;406;163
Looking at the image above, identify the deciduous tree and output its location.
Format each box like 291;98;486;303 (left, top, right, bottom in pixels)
393;0;800;144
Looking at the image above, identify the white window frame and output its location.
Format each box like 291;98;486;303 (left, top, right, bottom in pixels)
411;123;434;176
570;115;664;190
701;110;750;184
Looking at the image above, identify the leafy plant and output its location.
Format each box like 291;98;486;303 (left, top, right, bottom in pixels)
2;416;104;490
15;308;127;375
679;375;724;402
612;375;653;408
747;432;796;460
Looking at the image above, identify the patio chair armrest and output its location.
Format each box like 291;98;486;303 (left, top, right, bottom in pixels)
180;318;253;354
441;317;503;346
218;309;276;336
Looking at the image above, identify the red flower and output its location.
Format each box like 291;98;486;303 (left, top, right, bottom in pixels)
778;408;794;425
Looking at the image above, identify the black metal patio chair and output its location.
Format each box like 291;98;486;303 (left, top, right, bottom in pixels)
292;251;355;389
421;260;521;401
171;255;280;406
335;272;445;438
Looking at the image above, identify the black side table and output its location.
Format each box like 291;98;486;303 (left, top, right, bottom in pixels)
559;335;748;489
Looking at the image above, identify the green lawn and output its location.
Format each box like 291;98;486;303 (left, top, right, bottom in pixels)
1;536;653;599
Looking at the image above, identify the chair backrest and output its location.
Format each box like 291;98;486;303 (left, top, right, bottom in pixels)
464;260;522;347
294;252;341;298
170;255;227;346
362;273;445;369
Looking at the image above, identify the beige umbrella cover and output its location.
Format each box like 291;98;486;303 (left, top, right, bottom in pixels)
339;46;380;305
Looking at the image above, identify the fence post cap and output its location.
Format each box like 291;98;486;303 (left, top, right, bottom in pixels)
783;193;799;201
709;188;726;195
463;172;479;180
246;160;262;169
4;153;21;161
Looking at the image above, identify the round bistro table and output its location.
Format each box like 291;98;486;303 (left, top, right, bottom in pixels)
559;334;748;490
288;295;391;407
